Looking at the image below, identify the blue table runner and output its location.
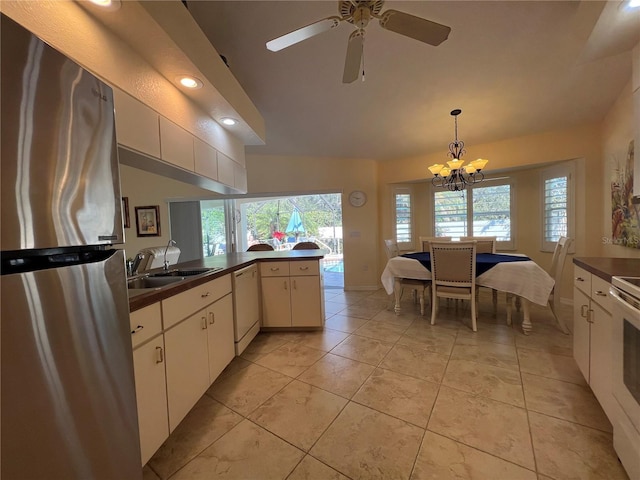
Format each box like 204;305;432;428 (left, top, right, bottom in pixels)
401;252;531;277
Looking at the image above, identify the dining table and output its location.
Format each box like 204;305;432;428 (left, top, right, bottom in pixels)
381;252;555;335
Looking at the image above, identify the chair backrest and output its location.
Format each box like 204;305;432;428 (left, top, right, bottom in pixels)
247;243;274;251
551;236;573;285
460;236;496;253
429;241;477;287
549;236;571;277
292;241;320;250
419;236;452;252
383;239;400;259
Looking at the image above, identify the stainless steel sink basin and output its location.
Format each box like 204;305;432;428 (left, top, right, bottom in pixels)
127;275;185;289
127;267;222;293
147;267;222;278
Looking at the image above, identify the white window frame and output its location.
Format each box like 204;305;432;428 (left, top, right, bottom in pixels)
393;186;414;250
431;178;516;250
540;163;575;252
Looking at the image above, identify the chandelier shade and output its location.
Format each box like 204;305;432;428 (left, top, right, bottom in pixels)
428;109;488;192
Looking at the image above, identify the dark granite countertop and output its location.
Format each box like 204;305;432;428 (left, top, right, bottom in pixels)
128;250;325;312
573;257;640;283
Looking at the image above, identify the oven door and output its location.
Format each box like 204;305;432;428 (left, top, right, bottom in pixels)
610;285;640;433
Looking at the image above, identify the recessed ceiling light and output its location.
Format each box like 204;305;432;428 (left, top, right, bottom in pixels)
220;117;238;126
88;0;121;11
620;0;640;10
176;75;203;89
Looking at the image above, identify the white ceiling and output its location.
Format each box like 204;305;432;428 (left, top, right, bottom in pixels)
185;1;638;162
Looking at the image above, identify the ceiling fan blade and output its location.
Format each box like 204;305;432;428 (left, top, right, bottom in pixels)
343;30;364;84
379;9;451;46
266;16;342;52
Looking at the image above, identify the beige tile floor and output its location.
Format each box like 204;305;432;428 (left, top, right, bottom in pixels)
143;289;630;480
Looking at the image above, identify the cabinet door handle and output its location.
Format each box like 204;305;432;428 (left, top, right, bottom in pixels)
575;277;585;282
594;290;607;297
209;311;215;325
201;292;210;298
131;325;144;334
284;280;288;290
299;266;309;271
155;346;164;364
587;309;594;323
202;316;208;329
293;279;297;290
270;267;280;272
580;304;589;318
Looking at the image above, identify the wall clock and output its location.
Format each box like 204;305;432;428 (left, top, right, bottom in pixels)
348;190;367;207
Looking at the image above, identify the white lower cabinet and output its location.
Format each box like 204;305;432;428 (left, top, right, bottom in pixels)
261;260;324;328
164;307;211;432
133;337;168;466
130;303;168;466
572;265;620;423
131;274;236;463
206;294;235;382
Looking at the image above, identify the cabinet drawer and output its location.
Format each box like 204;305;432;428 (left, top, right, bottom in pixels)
591;275;611;313
261;261;290;277
162;275;232;329
290;260;319;276
573;266;591;295
130;302;162;349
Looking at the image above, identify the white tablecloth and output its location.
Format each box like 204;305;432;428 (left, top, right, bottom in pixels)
381;255;554;306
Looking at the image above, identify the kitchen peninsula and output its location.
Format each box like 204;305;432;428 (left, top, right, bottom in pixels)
128;249;325;464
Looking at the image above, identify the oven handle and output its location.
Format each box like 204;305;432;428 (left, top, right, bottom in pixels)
609;286;640;319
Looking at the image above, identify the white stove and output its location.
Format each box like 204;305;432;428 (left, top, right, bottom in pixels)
610;276;640;479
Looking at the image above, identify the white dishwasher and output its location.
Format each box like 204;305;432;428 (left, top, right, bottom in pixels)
232;264;260;355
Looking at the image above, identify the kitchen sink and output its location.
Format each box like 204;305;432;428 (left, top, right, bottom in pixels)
147;267;222;278
127;267;223;293
127;275;185;289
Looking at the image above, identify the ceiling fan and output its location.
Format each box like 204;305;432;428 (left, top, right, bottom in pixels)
266;0;451;83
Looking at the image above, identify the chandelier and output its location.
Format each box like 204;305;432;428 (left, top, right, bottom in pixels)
428;109;489;192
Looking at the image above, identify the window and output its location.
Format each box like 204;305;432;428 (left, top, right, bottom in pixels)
433;180;515;249
393;187;413;248
541;163;574;251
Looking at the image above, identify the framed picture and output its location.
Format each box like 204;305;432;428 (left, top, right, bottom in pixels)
122;197;130;229
135;205;161;237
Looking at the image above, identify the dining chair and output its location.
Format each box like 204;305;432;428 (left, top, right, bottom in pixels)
247;243;274;251
461;236;498;314
384;239;430;315
429;240;478;331
419;236;452;252
460;236;496;253
547;236;573;333
292;241;320;250
506;236;573;333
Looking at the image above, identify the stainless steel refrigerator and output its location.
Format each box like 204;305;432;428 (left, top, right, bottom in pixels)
1;14;142;479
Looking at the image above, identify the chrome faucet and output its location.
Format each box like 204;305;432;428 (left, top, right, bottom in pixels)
164;239;177;271
129;252;145;277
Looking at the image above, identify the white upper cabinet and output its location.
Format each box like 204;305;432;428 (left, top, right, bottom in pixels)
194;137;218;181
159;117;195;172
217;151;235;187
113;88;160;158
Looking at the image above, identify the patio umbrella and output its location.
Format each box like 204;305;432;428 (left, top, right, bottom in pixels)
286;208;305;240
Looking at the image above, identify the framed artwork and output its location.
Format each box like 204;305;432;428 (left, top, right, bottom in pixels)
135;205;161;237
122;197;130;228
